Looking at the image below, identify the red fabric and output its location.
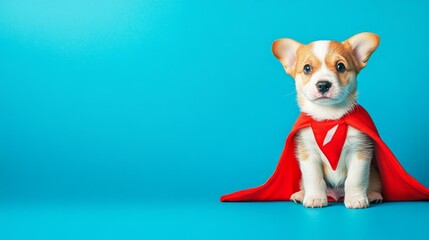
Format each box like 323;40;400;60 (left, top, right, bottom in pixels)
311;119;348;170
220;105;429;202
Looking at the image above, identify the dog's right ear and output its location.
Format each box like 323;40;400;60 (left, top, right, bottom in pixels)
272;38;302;75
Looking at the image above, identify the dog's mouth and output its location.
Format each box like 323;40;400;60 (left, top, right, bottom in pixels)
313;95;335;101
308;90;343;103
310;90;352;106
314;97;334;103
315;96;332;100
310;95;340;106
302;84;349;106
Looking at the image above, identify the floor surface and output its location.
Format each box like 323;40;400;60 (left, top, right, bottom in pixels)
1;199;428;239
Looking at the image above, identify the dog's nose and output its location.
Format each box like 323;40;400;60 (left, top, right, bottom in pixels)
316;81;332;94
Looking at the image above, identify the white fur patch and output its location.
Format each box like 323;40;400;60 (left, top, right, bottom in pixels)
309;41;336;87
311;41;330;66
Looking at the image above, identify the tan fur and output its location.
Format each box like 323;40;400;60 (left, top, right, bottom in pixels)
326;41;358;85
294;43;322;84
296;143;309;160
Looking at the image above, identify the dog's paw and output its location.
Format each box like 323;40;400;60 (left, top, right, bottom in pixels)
303;195;328;208
344;195;369;209
368;191;383;204
290;190;304;203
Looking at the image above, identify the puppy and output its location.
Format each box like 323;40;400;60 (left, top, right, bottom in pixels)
272;32;383;208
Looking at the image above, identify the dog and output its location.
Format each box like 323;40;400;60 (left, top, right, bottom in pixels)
272;32;383;208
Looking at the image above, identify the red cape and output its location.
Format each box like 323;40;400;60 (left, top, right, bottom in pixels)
221;105;429;202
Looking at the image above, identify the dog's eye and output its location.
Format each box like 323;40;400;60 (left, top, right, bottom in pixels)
303;64;312;75
336;62;346;73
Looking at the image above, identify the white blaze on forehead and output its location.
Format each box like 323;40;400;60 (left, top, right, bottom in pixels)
310;40;334;81
311;40;330;66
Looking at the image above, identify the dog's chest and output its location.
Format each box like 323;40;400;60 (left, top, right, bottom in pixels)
297;126;366;187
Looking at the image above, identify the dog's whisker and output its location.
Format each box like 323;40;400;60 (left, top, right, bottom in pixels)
282;89;298;98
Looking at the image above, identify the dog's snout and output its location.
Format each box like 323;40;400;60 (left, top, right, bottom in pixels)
316;81;332;94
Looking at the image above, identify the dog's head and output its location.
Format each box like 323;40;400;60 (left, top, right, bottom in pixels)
272;32;379;120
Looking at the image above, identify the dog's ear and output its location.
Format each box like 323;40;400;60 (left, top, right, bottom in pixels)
272;38;302;75
343;32;380;70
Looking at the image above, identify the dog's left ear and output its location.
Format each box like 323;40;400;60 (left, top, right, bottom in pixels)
343;32;380;70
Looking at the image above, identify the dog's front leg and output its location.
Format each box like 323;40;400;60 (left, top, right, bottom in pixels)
300;156;328;208
344;154;371;209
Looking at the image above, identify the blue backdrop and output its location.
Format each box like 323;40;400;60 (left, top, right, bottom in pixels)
0;0;428;239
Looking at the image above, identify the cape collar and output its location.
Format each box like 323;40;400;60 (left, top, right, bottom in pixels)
310;116;348;170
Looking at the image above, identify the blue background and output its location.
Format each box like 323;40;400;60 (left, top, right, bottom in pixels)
0;0;428;239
